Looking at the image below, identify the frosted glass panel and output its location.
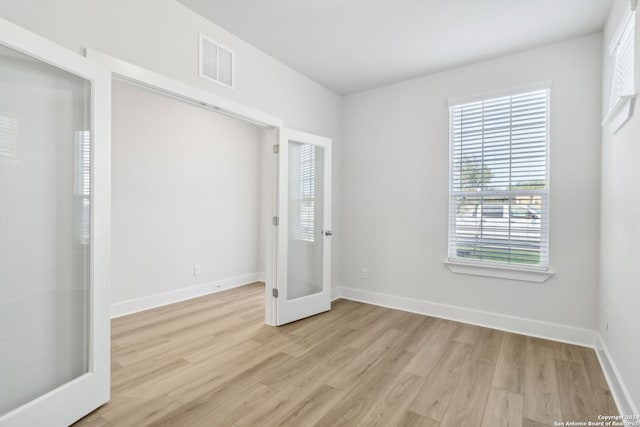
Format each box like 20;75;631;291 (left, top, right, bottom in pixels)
0;44;91;415
287;141;324;300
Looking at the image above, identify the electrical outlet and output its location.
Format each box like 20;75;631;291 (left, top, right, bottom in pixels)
360;268;368;279
194;264;201;276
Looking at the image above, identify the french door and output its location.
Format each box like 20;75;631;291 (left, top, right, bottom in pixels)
0;18;110;426
275;129;332;325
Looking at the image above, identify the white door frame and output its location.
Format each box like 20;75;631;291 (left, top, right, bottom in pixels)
276;129;332;325
0;18;111;426
84;49;284;326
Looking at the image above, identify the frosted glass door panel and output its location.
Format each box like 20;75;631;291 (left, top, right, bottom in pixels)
287;141;324;300
0;44;91;415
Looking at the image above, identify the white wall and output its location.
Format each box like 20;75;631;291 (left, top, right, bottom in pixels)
341;34;603;334
0;0;343;292
111;80;265;307
599;0;640;415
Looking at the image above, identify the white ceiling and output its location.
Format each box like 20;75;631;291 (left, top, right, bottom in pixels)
177;0;612;95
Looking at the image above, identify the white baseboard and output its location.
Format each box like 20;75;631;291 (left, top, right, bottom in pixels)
595;334;639;417
111;272;264;318
333;286;597;348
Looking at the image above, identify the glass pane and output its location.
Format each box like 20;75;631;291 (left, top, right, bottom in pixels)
287;141;324;300
454;195;542;265
0;44;91;415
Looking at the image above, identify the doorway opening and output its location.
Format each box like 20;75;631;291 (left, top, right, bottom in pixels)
109;78;277;322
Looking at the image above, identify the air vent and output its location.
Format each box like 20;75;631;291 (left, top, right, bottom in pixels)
199;34;234;89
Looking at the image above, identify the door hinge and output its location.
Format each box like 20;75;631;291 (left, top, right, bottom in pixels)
272;288;279;298
272;216;279;226
273;144;280;154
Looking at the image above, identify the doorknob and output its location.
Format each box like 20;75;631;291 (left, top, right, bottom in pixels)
325;230;333;236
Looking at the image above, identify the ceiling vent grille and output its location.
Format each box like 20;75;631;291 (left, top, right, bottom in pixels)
199;34;234;89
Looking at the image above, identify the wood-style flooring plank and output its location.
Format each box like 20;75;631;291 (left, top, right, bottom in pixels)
578;347;618;417
71;283;618;427
553;342;586;363
527;336;555;350
187;383;274;427
325;327;403;391
273;384;346;427
404;316;441;354
356;371;426;427
404;319;458;377
348;309;407;350
409;340;472;421
97;394;184;426
555;359;599;422
471;327;504;365
439;359;496;427
452;323;481;345
523;417;552;427
480;387;523;427
237;345;359;427
398;411;440;427
493;332;527;394
523;344;562;425
315;348;414;426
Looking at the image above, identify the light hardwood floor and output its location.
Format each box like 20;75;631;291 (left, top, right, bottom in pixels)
74;282;617;427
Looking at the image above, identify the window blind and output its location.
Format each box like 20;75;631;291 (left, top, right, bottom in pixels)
297;144;316;242
74;131;91;245
448;88;550;268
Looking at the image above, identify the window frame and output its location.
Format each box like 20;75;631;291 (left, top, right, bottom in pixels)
446;83;552;279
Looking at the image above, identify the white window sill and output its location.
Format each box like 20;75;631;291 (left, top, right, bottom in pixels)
444;259;554;283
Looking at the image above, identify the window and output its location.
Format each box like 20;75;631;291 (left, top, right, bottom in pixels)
199;34;235;89
448;87;550;269
603;8;636;131
294;143;316;242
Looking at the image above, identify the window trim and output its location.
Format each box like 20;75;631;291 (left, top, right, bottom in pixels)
446;83;552;276
444;259;554;283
